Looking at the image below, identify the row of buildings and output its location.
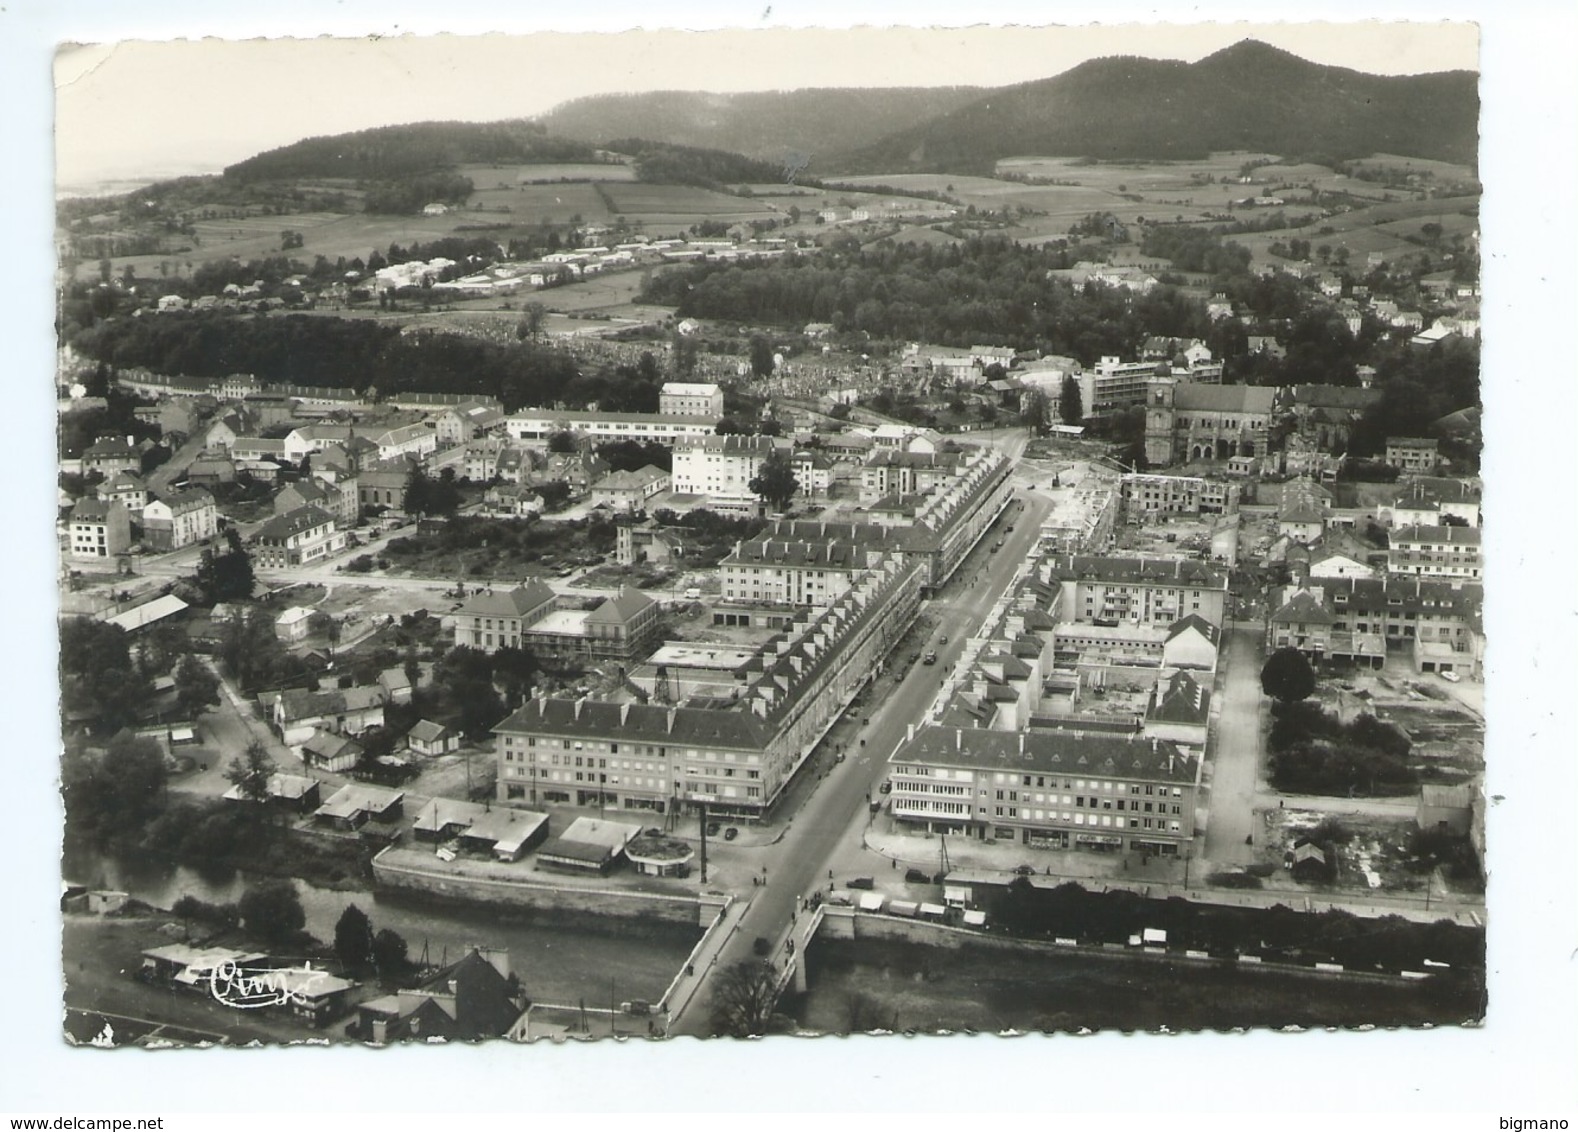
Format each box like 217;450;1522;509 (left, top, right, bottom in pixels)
884;550;1229;856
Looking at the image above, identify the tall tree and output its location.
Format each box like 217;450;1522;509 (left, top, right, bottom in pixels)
333;904;376;974
748;451;799;512
748;335;776;379
174;655;221;720
194;527;255;604
1059;375;1084;425
1020;389;1050;435
238;880;305;943
224;740;277;806
1261;646;1317;704
60;618;150;735
516;302;548;343
709;959;781;1038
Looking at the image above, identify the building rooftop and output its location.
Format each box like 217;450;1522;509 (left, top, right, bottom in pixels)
456;581;557;620
253;504;337;542
899;725;1198;784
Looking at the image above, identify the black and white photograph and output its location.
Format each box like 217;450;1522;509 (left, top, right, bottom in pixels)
6;1;1577;1123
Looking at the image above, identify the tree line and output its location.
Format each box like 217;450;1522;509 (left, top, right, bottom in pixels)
639;237;1214;363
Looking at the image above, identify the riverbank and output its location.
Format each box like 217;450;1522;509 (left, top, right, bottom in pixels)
68;802;377;894
789;935;1486;1034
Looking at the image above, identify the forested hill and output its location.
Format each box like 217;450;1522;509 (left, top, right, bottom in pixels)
537;87;984;167
223;121;601;181
828;41;1479;173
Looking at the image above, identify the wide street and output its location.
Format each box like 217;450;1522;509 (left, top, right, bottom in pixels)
673;479;1051;1035
1201;621;1264;867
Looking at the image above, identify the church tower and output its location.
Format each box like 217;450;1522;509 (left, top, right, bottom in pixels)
1143;373;1178;467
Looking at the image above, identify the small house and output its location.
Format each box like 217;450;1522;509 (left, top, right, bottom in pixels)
407;719;461;757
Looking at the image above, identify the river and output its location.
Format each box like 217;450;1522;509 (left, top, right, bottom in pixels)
61;840;698;1008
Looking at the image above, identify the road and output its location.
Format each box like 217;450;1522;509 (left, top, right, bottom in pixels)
673;483;1051;1035
1201;622;1265;866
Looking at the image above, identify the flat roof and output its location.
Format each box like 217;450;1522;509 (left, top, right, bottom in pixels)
461;808;549;854
646;644;760;670
528;609;591;636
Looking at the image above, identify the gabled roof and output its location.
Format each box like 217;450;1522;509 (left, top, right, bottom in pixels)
253;504;337;541
456;581;557;620
1270;591;1335;625
69;498;119;523
588;587;657;627
407;719;454;744
1148;670;1211;726
1165;614;1220;647
1172;384;1278;415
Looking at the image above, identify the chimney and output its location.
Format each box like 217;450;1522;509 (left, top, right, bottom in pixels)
478;947;512;981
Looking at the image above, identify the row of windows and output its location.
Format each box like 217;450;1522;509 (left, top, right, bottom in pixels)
991;808;1182;832
993;775;1183;797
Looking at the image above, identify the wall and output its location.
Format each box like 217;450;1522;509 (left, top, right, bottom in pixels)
811;909;1417;986
372;848;700;926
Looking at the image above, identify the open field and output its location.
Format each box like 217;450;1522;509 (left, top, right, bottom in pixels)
456;162;638;186
1347;153;1479;182
597;182;771;219
793;937;1484;1033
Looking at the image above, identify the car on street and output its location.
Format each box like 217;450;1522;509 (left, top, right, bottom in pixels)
993;539;1003;550
723;826;738;841
684;587;701;600
923;652;938;665
904;868;931;884
847;877;875;890
1440;670;1461;683
706;821;720;836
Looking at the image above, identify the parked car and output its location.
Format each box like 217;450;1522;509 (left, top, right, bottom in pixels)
723;826;738;841
684;587;701;600
904;868;931;884
880;780;892;795
1440;670;1462;683
706;822;721;836
847;876;876;890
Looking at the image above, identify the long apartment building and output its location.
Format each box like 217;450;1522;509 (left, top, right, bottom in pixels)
492;554;925;818
889;725;1201;856
505;409;719;448
1387;524;1482;581
1043;555;1229;629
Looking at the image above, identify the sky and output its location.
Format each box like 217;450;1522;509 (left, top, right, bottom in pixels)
53;21;1480;189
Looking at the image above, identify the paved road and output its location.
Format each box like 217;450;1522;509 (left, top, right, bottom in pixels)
673;487;1050;1035
1202;623;1265;866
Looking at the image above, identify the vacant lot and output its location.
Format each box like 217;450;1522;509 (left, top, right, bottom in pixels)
793;937;1484;1034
